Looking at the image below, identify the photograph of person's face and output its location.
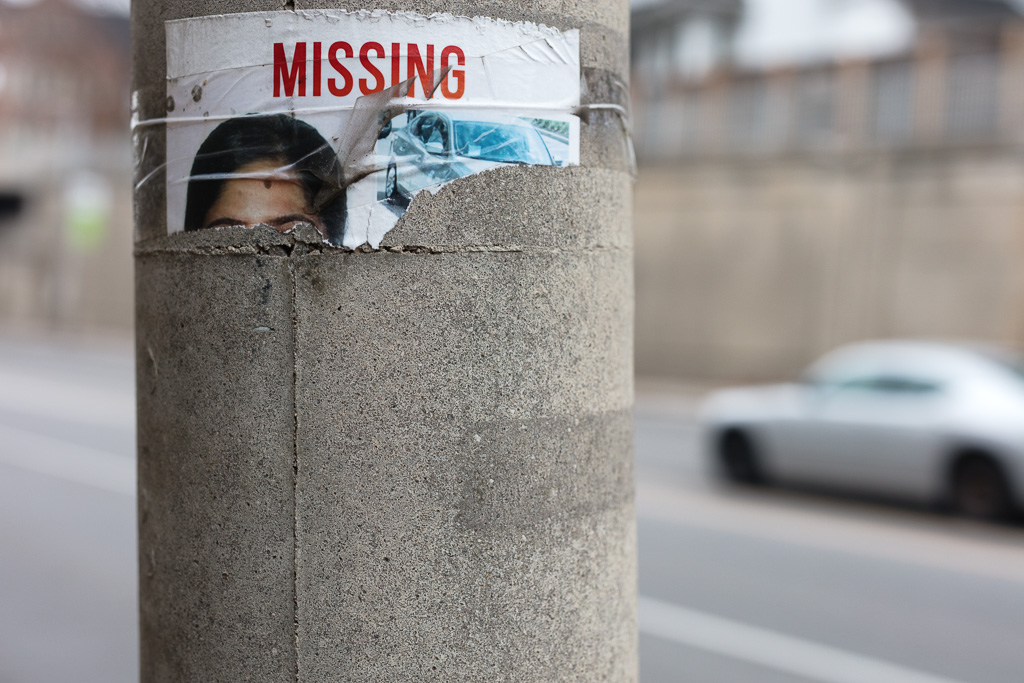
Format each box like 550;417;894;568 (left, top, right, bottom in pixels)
183;114;346;245
201;158;323;234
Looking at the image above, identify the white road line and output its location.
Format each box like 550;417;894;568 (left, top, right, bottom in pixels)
638;596;964;683
0;367;135;431
637;478;1024;586
0;424;135;496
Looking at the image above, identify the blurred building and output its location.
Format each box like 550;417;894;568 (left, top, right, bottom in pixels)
631;0;742;83
632;0;1024;381
0;0;133;333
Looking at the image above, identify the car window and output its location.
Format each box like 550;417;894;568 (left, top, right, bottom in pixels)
410;115;434;144
976;349;1024;386
424;119;449;154
836;374;943;395
803;358;878;389
452;122;552;165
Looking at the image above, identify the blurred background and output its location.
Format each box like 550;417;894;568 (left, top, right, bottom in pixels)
5;0;1024;681
633;0;1024;382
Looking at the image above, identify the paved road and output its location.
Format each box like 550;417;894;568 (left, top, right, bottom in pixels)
635;405;1024;683
3;335;1024;682
0;334;137;683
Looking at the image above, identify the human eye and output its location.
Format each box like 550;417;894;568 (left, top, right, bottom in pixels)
270;214;322;233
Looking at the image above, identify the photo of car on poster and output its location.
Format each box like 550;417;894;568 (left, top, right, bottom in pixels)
372;109;578;217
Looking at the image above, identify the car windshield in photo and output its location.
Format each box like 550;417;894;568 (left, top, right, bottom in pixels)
453;121;553;165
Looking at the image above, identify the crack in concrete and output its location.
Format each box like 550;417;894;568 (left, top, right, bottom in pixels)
135;243;630;257
288;257;300;681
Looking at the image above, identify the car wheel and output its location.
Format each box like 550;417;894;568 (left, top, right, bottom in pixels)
950;453;1015;521
717;430;765;485
385;163;398;203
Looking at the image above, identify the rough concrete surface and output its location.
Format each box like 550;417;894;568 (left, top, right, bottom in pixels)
134;0;634;680
136;253;298;681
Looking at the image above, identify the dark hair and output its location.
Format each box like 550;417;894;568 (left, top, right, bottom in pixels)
184;114;346;245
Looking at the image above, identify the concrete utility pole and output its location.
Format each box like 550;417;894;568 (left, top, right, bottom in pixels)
132;0;634;680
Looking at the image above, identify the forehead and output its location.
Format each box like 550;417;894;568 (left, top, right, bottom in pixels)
204;171;311;221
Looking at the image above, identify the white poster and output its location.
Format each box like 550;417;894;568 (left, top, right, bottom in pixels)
164;10;581;248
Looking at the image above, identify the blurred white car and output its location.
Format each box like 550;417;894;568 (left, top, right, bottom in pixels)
698;341;1024;519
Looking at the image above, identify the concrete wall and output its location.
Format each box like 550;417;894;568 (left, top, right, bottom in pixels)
634;148;1024;381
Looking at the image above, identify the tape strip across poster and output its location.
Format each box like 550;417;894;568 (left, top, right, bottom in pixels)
163;10;582;249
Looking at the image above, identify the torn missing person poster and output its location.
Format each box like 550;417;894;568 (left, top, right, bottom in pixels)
163;9;581;249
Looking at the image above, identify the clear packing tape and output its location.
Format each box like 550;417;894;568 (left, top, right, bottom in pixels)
132;28;634;249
